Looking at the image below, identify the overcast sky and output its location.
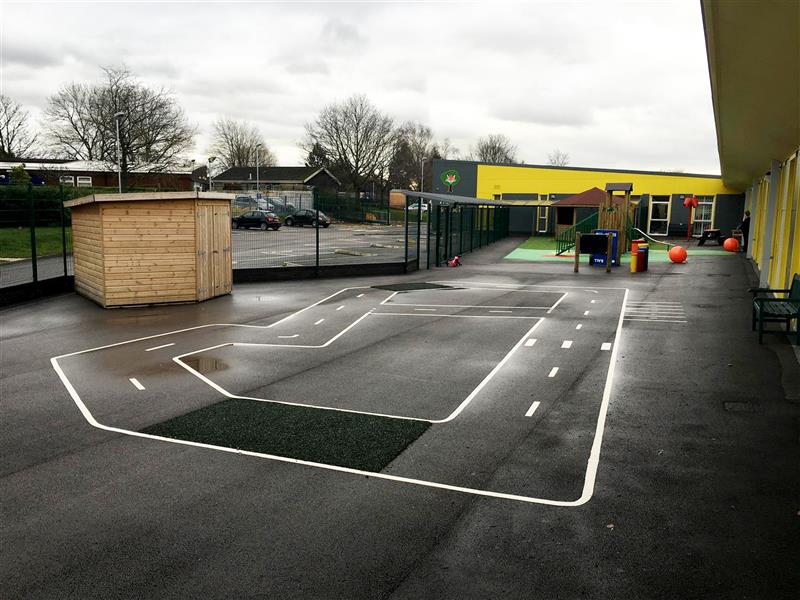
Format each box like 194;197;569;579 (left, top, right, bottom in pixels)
1;1;721;173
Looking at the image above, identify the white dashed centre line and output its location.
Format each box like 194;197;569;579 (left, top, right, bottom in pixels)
414;308;436;311
129;378;145;391
525;401;541;417
601;343;612;351
561;340;573;349
357;293;365;298
314;319;325;325
576;323;583;330
590;300;596;304
145;342;175;352
336;305;344;311
278;334;299;339
524;339;537;347
583;311;590;316
548;367;559;378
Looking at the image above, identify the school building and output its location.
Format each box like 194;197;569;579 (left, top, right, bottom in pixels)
430;160;744;239
702;0;799;291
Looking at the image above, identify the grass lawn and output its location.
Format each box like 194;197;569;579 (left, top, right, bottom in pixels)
141;398;430;472
0;227;72;258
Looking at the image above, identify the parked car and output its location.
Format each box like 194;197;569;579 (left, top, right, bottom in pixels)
408;202;429;212
267;196;296;213
232;210;281;231
284;209;331;228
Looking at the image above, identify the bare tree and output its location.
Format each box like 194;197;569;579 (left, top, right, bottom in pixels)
302;94;397;193
0;95;38;159
433;137;460;160
43;66;196;190
209;116;276;170
547;149;570;166
469;134;517;164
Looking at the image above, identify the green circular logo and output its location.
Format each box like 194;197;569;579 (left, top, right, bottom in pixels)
440;169;460;191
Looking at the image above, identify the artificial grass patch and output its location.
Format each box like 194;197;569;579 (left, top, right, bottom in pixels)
141;398;430;472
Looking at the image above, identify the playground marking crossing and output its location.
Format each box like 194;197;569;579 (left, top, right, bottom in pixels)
50;282;629;507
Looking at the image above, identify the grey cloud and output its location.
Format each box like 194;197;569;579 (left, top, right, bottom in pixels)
3;44;63;69
280;57;329;76
492;102;595;127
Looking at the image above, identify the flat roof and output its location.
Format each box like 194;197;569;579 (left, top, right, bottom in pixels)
390;190;510;206
64;191;236;208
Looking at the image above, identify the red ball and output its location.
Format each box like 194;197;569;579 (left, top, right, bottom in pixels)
723;237;739;252
668;245;688;263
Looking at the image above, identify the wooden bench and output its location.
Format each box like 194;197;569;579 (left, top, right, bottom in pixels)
751;274;800;344
697;228;723;246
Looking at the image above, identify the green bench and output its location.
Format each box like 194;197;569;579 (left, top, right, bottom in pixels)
751;274;800;344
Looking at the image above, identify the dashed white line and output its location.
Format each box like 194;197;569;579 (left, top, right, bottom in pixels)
145;343;175;352
314;318;325;325
525;401;541;417
278;334;299;339
357;293;365;298
576;323;583;330
590;300;596;304
129;378;145;391
489;310;513;314
414;308;437;311
561;340;573;349
524;339;537;347
548;367;559;378
583;311;590;316
601;343;612;351
336;305;345;311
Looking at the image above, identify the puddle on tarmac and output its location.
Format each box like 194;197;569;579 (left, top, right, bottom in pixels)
183;356;229;373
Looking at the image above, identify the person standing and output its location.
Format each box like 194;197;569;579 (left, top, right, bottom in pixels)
739;210;751;252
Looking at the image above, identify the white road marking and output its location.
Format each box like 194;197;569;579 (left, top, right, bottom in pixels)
561;340;573;349
624;318;688;323
129;378;145;391
278;334;299;339
524;339;537;347
601;343;612;351
336;305;345;311
414;308;437;311
145;343;175;352
489;310;513;313
548;367;559;378
546;292;568;314
590;300;596;304
583;311;590;316
314;318;325;325
525;401;541;417
576;324;583;330
357;293;365;298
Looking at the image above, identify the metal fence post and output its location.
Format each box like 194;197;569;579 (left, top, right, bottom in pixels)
403;198;409;270
29;184;38;284
416;195;422;269
315;207;320;274
434;204;441;267
60;185;68;277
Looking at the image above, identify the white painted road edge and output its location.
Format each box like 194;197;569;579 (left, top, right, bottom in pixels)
50;283;628;507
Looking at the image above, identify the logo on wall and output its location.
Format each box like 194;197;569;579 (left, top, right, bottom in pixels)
440;169;461;192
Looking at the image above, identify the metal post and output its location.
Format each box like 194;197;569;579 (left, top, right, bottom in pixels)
606;233;613;273
469;207;474;252
444;206;451;260
29;184;38;283
574;232;581;273
416;194;422;269
114;112;124;193
426;201;432;269
404;198;409;270
315;207;320;274
256;144;261;196
434;204;441;267
60;186;68;277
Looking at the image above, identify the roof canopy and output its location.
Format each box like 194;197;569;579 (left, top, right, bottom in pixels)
391;190;509;206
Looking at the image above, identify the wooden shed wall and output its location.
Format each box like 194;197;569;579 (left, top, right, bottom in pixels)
100;200;197;306
72;203;105;305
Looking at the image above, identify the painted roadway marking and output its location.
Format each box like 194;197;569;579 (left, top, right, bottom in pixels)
601;343;612;351
548;367;559;378
414;308;436;311
336;305;345;311
561;341;573;349
314;318;325;325
51;283;629;507
129;378;145;391
576;324;583;330
357;293;365;298
278;334;299;339
584;311;590;316
525;401;541;417
145;343;175;352
524;339;537;347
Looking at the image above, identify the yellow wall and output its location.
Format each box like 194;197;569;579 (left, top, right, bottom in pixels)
476;164;740;198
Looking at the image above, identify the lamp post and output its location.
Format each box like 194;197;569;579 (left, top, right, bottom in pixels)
114;111;125;193
255;143;262;197
207;156;217;191
420;157;425;193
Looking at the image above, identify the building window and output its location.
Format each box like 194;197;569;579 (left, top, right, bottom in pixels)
493;194;502;201
692;195;715;236
59;175;75;187
76;176;92;187
648;196;670;236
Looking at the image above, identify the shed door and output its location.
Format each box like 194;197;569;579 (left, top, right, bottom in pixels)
196;202;232;301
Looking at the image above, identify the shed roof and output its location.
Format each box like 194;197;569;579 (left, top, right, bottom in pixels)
550;187;622;207
64;191;236;208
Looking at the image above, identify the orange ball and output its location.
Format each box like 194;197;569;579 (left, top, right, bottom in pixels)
723;237;739;252
668;245;688;263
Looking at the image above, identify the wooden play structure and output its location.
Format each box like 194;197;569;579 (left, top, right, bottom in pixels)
598;183;635;264
66;191;233;307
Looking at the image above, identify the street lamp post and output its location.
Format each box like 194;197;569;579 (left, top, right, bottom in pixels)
420;157;426;193
207;156;217;191
255;143;262;197
114;111;125;193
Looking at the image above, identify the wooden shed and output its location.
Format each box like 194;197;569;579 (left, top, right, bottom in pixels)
65;191;234;307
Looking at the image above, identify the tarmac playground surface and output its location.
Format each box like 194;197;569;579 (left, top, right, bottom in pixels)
2;235;799;599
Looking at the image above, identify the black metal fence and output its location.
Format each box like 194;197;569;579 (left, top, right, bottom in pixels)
426;202;510;267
